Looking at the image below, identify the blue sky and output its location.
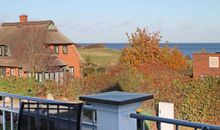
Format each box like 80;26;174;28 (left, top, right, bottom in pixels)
0;0;220;43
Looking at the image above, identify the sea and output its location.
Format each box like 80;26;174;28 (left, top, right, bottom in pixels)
80;43;220;58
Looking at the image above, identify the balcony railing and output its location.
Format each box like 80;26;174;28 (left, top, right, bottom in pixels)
0;92;97;130
130;113;220;130
0;91;220;130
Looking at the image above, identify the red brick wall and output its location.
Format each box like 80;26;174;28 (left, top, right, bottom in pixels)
193;53;220;77
50;44;81;77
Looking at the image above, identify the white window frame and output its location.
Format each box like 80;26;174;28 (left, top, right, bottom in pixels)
69;67;74;77
45;72;49;80
10;68;14;76
209;57;219;68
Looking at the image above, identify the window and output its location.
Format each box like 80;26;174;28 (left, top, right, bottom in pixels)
62;45;68;54
0;47;2;56
50;72;55;80
35;73;38;80
59;71;64;85
18;69;22;78
4;46;8;56
0;68;6;77
54;45;59;54
45;72;49;80
209;57;219;68
55;72;59;82
38;73;43;82
0;46;8;56
10;68;14;76
28;72;32;78
69;67;74;77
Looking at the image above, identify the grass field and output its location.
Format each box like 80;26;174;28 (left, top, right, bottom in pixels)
78;48;121;66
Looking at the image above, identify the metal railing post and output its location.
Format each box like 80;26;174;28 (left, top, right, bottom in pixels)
10;97;14;130
2;96;6;130
27;100;30;130
92;110;96;130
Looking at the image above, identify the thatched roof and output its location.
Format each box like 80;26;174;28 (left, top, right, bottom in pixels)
0;20;73;45
0;20;73;70
0;57;20;67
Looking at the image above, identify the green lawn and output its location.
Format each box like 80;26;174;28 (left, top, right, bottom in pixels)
78;48;121;66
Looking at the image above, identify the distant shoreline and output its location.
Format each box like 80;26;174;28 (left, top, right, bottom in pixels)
78;43;220;58
78;42;220;44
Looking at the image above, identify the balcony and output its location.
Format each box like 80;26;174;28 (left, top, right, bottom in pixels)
0;91;220;130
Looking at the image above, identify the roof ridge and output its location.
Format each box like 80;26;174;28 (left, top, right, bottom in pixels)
1;20;54;26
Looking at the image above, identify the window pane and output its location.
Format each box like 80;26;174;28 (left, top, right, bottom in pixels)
4;46;8;56
39;73;43;82
62;45;68;54
45;73;49;80
50;72;55;80
0;68;6;77
28;72;32;78
55;72;59;82
0;46;2;56
18;69;22;78
10;68;14;76
54;45;59;54
69;67;74;76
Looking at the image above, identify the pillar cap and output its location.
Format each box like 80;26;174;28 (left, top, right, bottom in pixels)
79;91;153;105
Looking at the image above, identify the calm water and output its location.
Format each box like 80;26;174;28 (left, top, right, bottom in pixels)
80;43;220;58
106;43;220;58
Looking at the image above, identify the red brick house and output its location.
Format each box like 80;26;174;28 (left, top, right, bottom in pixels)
193;53;220;77
0;15;81;82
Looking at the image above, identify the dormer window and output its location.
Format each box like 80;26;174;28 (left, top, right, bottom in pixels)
0;45;8;56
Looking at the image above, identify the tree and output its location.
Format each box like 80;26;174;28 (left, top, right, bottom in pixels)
12;25;55;75
120;28;187;71
120;28;161;67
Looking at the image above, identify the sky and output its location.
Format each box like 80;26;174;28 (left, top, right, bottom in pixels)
0;0;220;43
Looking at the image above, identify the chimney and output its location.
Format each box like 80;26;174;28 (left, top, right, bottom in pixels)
19;14;28;24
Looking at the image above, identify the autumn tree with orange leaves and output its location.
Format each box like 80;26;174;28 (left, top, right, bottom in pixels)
120;28;187;71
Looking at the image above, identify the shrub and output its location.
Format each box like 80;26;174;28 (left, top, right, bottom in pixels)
43;78;82;101
96;67;105;73
175;77;220;125
111;65;148;93
83;67;96;76
0;77;43;96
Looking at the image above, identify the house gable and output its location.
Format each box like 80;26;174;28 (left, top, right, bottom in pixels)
0;14;81;79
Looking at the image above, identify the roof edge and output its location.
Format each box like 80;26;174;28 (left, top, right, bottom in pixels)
1;20;54;26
